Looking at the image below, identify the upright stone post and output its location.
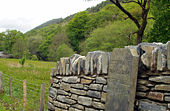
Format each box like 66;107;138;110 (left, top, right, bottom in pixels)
105;48;139;111
167;42;170;70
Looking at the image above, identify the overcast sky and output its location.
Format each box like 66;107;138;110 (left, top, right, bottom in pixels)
0;0;105;33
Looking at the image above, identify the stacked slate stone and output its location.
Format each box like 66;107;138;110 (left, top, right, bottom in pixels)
126;42;170;111
48;51;110;111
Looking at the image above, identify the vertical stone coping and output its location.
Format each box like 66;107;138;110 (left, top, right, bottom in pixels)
51;51;111;76
105;48;139;111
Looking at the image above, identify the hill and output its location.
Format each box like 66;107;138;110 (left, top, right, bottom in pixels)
29;0;110;31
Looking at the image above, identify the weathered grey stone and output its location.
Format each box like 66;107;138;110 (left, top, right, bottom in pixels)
92;101;105;109
165;96;170;102
78;96;92;106
90;52;95;74
102;53;109;74
52;83;60;88
72;104;84;110
155;85;170;91
97;55;102;74
57;89;70;96
93;98;100;102
89;84;103;91
55;107;67;111
96;77;106;84
105;48;139;111
164;93;170;96
85;108;98;111
62;76;79;83
60;82;71;91
85;52;93;75
53;101;68;109
103;85;107;92
137;79;149;85
70;54;82;75
48;96;53;103
136;92;146;97
167;41;170;70
66;64;70;75
71;84;84;89
70;88;86;95
157;48;166;71
147;92;164;101
137;84;149;91
71;94;78;100
101;92;107;102
149;76;170;83
81;78;92;84
53;78;59;84
72;56;80;75
69;107;82;111
47;102;55;110
57;95;76;105
87;90;101;98
151;48;158;71
78;56;86;75
141;45;154;68
138;100;166;111
60;58;65;75
49;87;57;99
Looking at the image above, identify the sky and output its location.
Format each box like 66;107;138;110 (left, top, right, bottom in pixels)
0;0;105;33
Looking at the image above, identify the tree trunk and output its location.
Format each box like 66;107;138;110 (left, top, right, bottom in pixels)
137;31;143;44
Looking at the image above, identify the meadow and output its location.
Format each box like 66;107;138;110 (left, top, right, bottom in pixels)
0;58;56;110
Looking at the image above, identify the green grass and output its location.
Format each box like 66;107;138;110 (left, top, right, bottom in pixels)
0;58;56;111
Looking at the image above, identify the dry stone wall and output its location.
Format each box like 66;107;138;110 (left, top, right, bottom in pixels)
48;51;110;111
133;42;170;111
48;41;170;111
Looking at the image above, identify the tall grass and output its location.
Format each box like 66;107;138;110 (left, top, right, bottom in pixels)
0;58;56;110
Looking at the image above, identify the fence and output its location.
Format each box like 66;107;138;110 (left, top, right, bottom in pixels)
0;71;48;111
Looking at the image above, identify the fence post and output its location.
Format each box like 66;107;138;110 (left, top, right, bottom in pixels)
40;83;45;111
0;72;2;92
9;78;12;97
23;80;27;109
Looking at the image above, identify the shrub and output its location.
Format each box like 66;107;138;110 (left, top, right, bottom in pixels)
56;44;74;60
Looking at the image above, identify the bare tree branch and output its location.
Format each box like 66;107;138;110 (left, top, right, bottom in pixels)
110;0;141;28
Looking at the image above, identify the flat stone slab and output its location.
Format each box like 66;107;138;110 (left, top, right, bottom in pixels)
105;48;139;111
138;100;166;111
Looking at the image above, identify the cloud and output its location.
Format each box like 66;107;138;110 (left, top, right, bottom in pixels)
0;0;105;33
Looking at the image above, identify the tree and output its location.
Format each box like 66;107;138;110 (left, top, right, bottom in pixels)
3;30;24;53
28;35;43;55
108;0;151;44
19;51;26;67
149;0;170;43
48;33;69;61
81;20;137;55
66;11;90;52
12;38;28;58
56;44;74;60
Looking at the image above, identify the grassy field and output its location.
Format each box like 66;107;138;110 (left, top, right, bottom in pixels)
0;58;56;110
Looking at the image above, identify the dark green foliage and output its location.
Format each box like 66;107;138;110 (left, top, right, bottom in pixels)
80;20;137;55
48;33;69;61
149;0;170;43
56;44;74;60
66;11;90;52
12;38;28;59
3;30;24;53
